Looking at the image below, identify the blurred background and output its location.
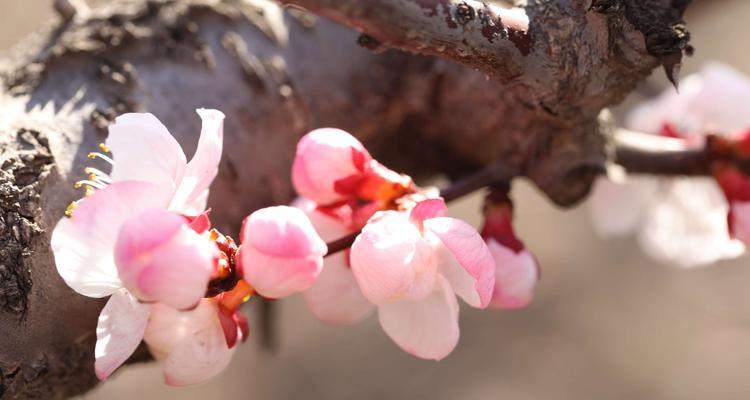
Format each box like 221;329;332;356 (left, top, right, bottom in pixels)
3;1;750;399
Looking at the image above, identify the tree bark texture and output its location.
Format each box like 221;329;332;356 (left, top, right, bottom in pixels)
0;0;689;397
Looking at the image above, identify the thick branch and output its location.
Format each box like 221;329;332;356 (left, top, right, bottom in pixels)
279;0;529;82
0;0;691;397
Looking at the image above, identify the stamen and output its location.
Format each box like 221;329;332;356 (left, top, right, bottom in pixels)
98;143;111;153
74;180;106;190
64;201;79;218
84;167;113;183
87;152;114;165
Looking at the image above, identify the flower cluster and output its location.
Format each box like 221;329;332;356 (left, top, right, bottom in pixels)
52;110;326;385
590;62;750;267
290;129;539;360
51;114;539;385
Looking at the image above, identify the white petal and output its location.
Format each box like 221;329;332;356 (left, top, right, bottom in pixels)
639;178;745;267
144;300;235;386
588;177;659;237
51;181;171;297
350;211;437;304
95;289;150;380
169;109;225;214
303;252;375;325
105;113;187;193
378;276;459;360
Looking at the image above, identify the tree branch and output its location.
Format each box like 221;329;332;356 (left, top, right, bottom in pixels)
613;129;750;176
279;0;529;83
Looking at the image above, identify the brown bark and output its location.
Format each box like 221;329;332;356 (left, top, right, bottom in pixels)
0;0;690;397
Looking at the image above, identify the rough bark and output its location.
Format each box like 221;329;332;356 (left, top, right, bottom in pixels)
0;0;689;397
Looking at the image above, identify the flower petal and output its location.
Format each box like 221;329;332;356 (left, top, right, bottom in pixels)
350;211;437;304
144;300;234;386
115;208;217;309
639;178;744;267
377;276;459;360
105;113;187;193
409;198;448;225
95;289;150;380
303;252;375;324
169;109;225;214
486;240;538;309
239;246;322;298
588;177;659;237
292;197;351;241
51;181;171;297
238;206;327;298
292;128;371;205
240;206;327;258
423;217;495;308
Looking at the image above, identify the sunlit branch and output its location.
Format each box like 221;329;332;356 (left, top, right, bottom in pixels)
613;129;750;176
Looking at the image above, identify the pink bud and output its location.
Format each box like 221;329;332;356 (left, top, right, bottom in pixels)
238;206;327;298
114;208;218;310
486;239;538;309
292;128;371;205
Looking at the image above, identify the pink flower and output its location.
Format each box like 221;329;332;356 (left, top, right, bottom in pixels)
295;198;375;325
590;63;750;267
349;198;495;360
292;128;371;205
237;206;327;298
480;193;538;309
291;128;413;216
51;109;230;382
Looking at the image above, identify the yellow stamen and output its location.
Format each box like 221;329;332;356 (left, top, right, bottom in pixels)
64;201;78;218
85;186;95;196
98;143;110;153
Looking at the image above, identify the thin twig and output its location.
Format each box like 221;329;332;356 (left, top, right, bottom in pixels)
324;160;518;256
612;129;750;176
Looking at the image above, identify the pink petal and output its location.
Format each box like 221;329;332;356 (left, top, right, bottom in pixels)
377;276;459;361
303;252;375;325
105;113;187;193
239;246;323;298
169;109;225;214
51;181;172;297
95;289;150;380
292;197;351;241
240;206;327;258
144;300;235;386
423;217;495;308
485;240;539;309
409;198;448;225
349;211;437;304
238;206;327;298
730;201;750;246
115;208;217;309
291;128;371;205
